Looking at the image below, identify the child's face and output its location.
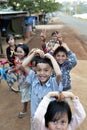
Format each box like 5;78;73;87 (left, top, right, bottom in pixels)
55;52;67;65
36;63;53;85
8;37;15;46
52;34;58;41
47;43;55;52
17;47;25;60
48;113;68;130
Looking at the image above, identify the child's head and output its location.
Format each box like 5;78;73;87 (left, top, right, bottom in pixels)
51;31;63;45
46;40;56;52
35;56;53;85
16;43;29;59
45;100;72;130
51;31;59;41
6;34;15;46
53;46;68;65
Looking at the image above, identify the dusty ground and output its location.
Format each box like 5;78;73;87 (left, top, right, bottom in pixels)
0;18;87;130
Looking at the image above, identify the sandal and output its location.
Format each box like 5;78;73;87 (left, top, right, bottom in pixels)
18;111;26;118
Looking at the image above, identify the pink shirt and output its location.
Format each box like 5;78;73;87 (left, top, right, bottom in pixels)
33;96;86;130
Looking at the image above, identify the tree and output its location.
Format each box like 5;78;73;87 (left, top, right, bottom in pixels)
8;0;62;14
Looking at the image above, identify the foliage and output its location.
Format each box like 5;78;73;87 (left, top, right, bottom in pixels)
8;0;62;14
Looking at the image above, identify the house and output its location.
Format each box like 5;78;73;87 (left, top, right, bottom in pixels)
0;10;27;56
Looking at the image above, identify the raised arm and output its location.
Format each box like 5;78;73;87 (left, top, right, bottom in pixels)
22;48;44;67
61;91;86;129
40;29;47;42
45;53;61;83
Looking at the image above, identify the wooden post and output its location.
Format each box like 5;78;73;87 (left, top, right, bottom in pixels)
0;30;4;57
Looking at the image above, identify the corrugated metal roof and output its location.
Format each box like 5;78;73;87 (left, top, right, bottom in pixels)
0;10;27;18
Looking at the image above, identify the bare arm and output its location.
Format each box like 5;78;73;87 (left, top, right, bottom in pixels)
61;43;70;51
22;49;44;67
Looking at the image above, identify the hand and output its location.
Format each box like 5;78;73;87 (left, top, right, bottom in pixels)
10;50;14;56
46;92;59;100
62;91;75;100
56;33;62;42
35;49;45;58
29;48;38;55
52;43;60;52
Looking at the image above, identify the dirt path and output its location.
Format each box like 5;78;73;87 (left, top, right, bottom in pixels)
0;18;87;130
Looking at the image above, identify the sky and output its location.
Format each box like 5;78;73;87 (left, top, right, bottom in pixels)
55;0;87;3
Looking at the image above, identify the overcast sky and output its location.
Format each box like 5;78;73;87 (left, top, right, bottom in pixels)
55;0;87;3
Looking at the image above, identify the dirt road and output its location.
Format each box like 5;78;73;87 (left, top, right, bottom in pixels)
0;18;87;130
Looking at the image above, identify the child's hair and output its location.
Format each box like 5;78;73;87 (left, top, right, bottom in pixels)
16;43;29;57
45;100;72;127
35;56;53;68
51;31;59;37
53;46;68;56
6;34;14;43
31;56;40;67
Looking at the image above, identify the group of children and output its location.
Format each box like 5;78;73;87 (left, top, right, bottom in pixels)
4;30;86;130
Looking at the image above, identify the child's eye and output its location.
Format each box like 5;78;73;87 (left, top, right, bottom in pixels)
37;69;41;72
45;69;48;72
61;120;67;124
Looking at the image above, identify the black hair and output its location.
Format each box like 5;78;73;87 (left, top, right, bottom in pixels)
53;46;68;56
6;34;14;43
51;31;59;36
16;43;29;57
31;56;40;66
35;56;53;68
45;100;72;127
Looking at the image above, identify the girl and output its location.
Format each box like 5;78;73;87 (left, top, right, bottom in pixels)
33;91;86;130
6;34;17;67
10;43;30;118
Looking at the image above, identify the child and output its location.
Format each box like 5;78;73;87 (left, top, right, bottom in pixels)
22;49;62;118
40;30;59;44
0;67;17;88
53;43;77;91
40;30;59;53
9;43;30;118
6;34;17;67
33;91;86;130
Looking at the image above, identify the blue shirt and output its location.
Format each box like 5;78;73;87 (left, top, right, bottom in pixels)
26;69;63;118
60;51;77;91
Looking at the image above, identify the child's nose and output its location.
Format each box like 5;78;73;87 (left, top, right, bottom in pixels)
55;123;61;128
40;71;44;75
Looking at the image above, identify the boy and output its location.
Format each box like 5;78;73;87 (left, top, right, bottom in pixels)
22;49;62;118
53;43;77;91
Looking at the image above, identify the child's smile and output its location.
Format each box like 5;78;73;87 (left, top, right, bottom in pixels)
36;63;53;85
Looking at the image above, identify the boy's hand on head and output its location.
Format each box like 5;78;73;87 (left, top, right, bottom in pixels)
29;48;38;55
35;49;45;58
